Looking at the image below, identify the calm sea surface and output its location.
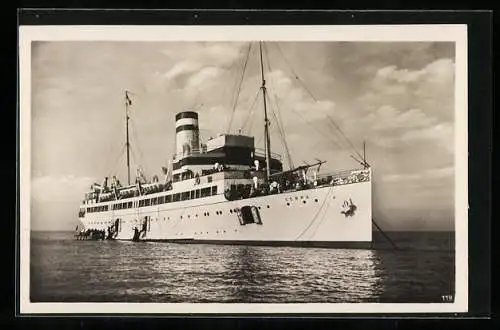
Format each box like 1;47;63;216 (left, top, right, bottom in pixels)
30;231;455;303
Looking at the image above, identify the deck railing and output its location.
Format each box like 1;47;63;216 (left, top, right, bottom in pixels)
82;167;370;206
254;148;282;161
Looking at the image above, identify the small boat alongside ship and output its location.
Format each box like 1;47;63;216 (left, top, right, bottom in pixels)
75;41;373;248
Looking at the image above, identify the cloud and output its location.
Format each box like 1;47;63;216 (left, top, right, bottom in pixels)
186;66;224;89
30;41;457;231
351;57;455;157
360;57;455;122
382;166;454;183
204;43;245;65
374;58;454;86
163;61;202;81
160;43;246;84
362;105;439;131
401;122;454;153
266;70;337;122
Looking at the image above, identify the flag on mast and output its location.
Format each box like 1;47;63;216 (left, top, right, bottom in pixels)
125;91;132;106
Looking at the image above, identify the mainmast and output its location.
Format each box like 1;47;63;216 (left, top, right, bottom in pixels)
125;91;131;185
259;41;272;182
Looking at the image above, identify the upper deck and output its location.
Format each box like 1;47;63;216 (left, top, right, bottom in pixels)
80;166;371;214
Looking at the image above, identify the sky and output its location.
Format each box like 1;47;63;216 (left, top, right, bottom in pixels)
30;41;456;231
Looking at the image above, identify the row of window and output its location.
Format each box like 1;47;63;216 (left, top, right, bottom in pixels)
112;201;133;210
138;186;217;207
87;205;109;213
86;186;218;213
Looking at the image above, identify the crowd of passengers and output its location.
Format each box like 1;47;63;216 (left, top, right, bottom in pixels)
75;229;106;240
89;162;370;203
225;168;370;200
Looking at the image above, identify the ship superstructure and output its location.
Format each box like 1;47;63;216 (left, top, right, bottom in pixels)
76;42;373;247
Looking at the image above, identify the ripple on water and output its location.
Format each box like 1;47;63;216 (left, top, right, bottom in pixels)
30;231;455;303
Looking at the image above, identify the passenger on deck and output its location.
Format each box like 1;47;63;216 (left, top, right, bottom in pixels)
295;181;303;191
269;181;279;194
260;184;269;195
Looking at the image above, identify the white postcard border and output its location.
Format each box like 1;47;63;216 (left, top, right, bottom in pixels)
18;24;468;314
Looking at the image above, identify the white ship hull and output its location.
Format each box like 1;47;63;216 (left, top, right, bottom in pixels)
79;180;372;248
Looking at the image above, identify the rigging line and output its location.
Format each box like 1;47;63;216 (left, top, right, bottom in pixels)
100;110;128;175
269;102;293;171
286;102;345;150
255;126;264;148
263;42;294;169
264;44;344;151
227;42;252;133
274;43;349;151
324;112;365;161
244;90;263;136
372;218;399;250
218;46;246;114
128;120;143;172
108;143;127;178
274;43;364;159
304;190;339;241
129;144;143;179
269;94;294;169
100;139;124;177
241;88;261;134
294;188;333;241
128;118;149;175
266;92;294;170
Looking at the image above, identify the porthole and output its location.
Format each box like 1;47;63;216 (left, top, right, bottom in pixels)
295;196;298;200
230;209;233;213
315;198;318;202
267;205;270;208
287;203;290;206
300;196;303;199
303;200;306;204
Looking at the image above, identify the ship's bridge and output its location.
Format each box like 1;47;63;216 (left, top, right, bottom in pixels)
172;133;282;183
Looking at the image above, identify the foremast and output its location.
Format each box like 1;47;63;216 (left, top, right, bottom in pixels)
125;91;132;185
259;41;272;183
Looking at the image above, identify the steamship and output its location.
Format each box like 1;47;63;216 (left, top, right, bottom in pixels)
76;42;373;248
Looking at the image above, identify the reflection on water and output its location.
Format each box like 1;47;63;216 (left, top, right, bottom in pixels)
30;231;454;303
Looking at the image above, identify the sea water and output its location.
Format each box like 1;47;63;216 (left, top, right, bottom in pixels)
29;231;455;303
